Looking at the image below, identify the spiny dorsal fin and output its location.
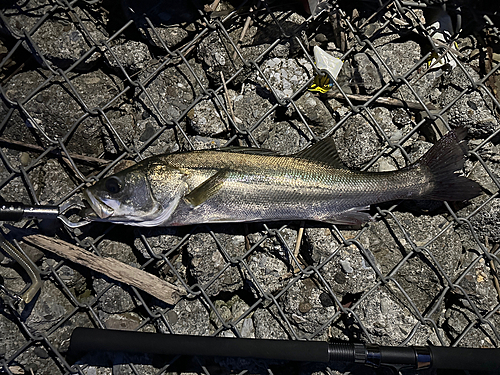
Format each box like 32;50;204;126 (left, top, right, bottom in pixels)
294;138;347;168
184;169;228;207
219;146;278;156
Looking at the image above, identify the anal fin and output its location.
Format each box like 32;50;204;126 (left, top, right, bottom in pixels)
323;206;372;225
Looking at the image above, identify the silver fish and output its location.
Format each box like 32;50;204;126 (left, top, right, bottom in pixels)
83;127;481;227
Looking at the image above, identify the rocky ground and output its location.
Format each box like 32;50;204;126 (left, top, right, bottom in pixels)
1;0;500;374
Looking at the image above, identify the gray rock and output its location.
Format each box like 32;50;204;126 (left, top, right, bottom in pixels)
56;264;87;296
456;251;498;313
98;239;137;264
2;69;124;156
209;295;254;337
133;227;187;289
305;227;377;296
196;12;306;88
103;312;143;331
104;40;152;72
197;32;249;87
232;83;275;142
100;107;137;154
353;40;421;95
0;257;28;305
121;0;199;49
164;298;210;336
187;96;229;136
246;251;289;298
359;213;463;314
244;227;299;298
293;91;335;135
439;66;498;138
189;136;225;150
138;59;208;124
259;120;311;153
253;307;289;340
240;11;306;59
333;116;383;169
282;277;336;338
133;227;183;258
30;159;75;205
466;140;500;195
2;0;107;70
93;276;136;314
252;58;314;101
355;287;439;346
441;306;497;348
467;198;500;243
132;117;179;158
24;281;72;334
186;227;246;295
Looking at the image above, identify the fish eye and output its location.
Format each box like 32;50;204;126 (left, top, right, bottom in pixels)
105;176;122;194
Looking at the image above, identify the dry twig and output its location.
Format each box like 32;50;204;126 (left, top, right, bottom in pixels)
322;92;438;111
220;71;236;123
24;235;186;305
0;137;110;166
204;0;221;13
488;242;500;301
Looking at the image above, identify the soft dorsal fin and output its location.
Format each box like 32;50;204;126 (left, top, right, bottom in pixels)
219;146;278;156
294;138;347;168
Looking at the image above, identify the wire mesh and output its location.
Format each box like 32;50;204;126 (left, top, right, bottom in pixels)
1;0;500;374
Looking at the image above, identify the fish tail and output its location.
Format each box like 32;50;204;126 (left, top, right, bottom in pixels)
417;127;482;201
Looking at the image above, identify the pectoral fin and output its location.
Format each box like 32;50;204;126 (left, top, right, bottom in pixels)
184;169;228;207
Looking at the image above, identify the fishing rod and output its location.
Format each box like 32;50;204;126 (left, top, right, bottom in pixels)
0;201;89;228
69;327;500;371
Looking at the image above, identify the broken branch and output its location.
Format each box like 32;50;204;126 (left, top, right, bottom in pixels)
322;92;438;111
0;137;110;166
24;235;185;305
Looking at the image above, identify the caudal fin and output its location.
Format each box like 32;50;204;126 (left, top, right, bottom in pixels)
417;127;482;201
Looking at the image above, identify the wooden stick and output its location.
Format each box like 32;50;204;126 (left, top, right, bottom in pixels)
23;235;185;305
322;92;438;111
220;71;236;123
0;137;110;166
488;243;500;302
292;222;306;273
204;0;221;12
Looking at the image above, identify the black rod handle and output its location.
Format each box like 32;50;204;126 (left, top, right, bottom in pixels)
0;202;26;221
429;346;500;372
0;202;59;221
69;328;330;362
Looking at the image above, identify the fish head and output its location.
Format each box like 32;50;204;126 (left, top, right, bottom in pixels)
83;160;186;226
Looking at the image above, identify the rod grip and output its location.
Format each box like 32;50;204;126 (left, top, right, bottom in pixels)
0;202;25;221
69;328;330;362
430;346;500;371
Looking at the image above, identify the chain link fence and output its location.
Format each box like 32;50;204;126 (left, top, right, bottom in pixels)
1;0;500;374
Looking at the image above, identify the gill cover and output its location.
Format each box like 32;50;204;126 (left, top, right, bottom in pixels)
84;160;187;226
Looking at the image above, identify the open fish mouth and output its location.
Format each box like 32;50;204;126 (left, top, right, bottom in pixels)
82;189;114;219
